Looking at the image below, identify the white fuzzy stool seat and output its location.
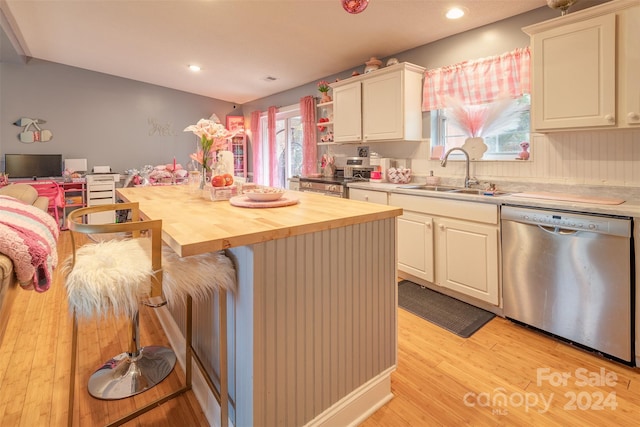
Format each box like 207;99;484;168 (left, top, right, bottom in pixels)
65;238;154;319
63;202;236;427
65;239;235;319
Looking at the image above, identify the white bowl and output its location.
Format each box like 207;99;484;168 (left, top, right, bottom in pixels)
244;187;285;202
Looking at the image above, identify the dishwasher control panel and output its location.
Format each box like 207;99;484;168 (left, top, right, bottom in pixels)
501;206;631;237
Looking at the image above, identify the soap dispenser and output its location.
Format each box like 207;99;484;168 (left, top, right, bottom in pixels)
426;170;440;186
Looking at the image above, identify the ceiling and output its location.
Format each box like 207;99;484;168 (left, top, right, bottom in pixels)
0;0;552;104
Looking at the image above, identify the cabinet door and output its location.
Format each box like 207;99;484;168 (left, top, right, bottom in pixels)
620;6;640;127
349;188;388;205
435;218;498;305
333;82;362;143
397;211;434;282
362;71;402;141
531;14;616;130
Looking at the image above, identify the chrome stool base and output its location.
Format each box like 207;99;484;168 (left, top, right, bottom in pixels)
88;346;176;400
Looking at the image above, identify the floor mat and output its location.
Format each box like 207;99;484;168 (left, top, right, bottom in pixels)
398;280;495;338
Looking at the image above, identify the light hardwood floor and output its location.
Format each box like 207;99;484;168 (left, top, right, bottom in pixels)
1;231;640;426
0;231;208;426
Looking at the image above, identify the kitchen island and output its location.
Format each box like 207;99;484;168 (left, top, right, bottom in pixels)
116;185;402;427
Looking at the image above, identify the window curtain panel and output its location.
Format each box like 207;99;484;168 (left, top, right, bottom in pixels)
250;110;262;184
267;106;278;187
422;47;531;111
299;96;317;176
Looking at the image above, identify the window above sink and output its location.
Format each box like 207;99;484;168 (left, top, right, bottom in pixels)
431;94;531;161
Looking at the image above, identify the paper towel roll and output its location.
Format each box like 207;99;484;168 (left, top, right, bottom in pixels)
379;158;395;182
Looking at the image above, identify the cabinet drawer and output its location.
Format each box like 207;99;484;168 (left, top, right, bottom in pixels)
88;198;115;206
88;190;114;198
88;182;114;191
349;188;388;204
389;194;498;224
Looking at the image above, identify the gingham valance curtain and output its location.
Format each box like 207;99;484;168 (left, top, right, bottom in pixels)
422;47;530;111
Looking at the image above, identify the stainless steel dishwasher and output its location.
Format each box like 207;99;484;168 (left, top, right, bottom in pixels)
501;205;633;363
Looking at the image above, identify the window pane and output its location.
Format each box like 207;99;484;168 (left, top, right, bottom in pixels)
259;109;302;186
289;116;303;178
434;95;531;158
276;118;286;187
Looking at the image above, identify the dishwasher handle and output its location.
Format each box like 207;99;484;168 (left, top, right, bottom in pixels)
538;225;579;235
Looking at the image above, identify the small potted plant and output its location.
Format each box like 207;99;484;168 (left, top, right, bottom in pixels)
318;80;331;103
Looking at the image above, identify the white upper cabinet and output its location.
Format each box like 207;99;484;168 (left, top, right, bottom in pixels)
524;0;640;131
333;83;362;143
620;5;640;127
331;62;425;143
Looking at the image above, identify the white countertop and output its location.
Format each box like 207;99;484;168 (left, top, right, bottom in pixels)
347;181;640;218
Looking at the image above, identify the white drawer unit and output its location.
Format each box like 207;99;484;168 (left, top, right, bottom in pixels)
86;174;119;224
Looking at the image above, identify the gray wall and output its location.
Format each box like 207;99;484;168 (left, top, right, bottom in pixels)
240;6;560;167
240;3;605;165
1;57;240;175
242;6;559;113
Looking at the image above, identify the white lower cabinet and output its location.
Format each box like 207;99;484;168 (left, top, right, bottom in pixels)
397;211;434;282
349;188;388;205
435;217;499;305
390;193;500;306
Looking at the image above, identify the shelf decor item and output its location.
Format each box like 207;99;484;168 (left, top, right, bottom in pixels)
546;0;578;16
342;0;369;14
225;115;245;134
317;80;332;102
364;56;382;73
184;118;234;190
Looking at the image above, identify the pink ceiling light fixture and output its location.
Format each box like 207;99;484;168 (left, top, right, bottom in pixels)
342;0;369;14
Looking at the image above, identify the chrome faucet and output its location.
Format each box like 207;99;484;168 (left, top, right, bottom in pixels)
440;147;477;188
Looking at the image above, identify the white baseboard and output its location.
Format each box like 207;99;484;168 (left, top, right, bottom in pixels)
304;366;395;427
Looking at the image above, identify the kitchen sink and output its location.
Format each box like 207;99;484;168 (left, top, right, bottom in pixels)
398;185;460;192
397;185;509;196
450;188;510;196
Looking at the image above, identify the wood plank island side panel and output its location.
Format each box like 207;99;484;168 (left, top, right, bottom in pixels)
248;218;397;427
117;186;401;257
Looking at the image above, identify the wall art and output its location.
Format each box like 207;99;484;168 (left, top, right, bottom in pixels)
13;117;53;143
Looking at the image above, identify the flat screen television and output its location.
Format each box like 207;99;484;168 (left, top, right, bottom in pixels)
4;154;63;179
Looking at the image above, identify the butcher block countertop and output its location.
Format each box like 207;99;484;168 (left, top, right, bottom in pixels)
117;185;401;257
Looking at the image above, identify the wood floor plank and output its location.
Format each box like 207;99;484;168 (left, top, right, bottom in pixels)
361;308;640;427
0;231;209;427
3;231;640;426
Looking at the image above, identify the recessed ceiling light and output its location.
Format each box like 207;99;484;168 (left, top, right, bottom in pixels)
446;7;465;19
188;64;201;72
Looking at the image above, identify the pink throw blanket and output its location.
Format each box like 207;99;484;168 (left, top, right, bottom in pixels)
0;195;59;292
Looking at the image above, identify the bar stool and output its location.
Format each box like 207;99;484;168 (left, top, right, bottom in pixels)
63;202;235;427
